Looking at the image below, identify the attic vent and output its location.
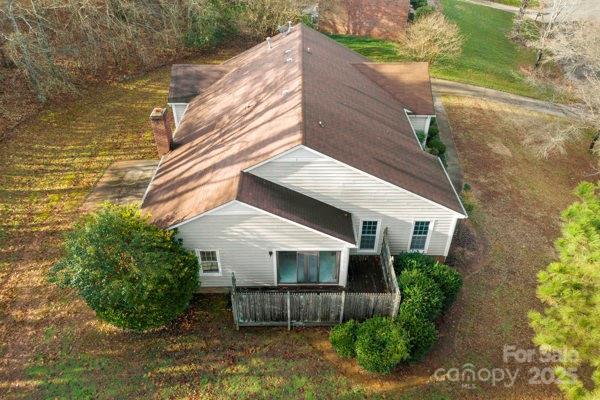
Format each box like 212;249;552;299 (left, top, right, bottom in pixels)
282;89;290;96
318;121;326;128
285;57;293;63
284;49;292;55
279;21;293;35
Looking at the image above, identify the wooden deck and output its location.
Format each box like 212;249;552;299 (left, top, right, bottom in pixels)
346;255;388;293
230;230;400;328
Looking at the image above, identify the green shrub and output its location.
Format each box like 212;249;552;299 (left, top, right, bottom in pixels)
427;262;463;308
394;252;436;273
398;310;438;360
428;118;439;138
50;203;199;331
395;253;463;309
416;130;426;144
427;138;447;157
330;320;359;358
461;189;476;214
355;317;410;373
411;0;429;9
398;269;444;321
185;0;240;49
415;5;436;20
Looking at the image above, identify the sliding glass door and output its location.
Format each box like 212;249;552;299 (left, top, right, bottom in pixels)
277;251;340;285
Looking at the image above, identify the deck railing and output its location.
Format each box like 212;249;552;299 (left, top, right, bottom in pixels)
230;230;401;329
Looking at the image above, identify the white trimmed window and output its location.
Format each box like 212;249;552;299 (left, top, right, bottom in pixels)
196;250;221;275
359;219;380;251
409;221;432;252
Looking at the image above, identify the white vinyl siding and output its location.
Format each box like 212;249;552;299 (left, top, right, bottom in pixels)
175;203;349;288
250;147;459;256
169;103;188;128
408;115;432;136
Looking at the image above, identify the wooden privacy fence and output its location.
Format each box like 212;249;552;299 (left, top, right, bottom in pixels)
231;229;401;329
231;289;398;329
381;227;400;295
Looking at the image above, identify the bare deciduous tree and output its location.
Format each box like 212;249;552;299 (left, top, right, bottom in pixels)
512;0;531;41
397;12;463;64
529;0;582;68
0;0;307;103
543;20;600;79
526;17;600;157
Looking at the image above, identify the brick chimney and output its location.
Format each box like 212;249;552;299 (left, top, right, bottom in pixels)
149;107;173;156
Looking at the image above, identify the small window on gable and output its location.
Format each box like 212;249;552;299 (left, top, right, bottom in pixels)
359;220;379;251
196;250;221;275
410;221;431;252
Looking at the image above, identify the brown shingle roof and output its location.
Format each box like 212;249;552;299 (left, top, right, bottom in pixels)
141;24;465;229
353;62;435;115
237;173;355;244
168;64;232;103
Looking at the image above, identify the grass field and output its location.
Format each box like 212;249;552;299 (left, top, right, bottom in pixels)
490;0;539;6
332;0;558;100
0;44;595;399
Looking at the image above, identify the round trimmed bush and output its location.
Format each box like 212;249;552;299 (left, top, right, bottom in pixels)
394;252;436;274
398;269;444;321
355;317;410;373
394;253;463;309
398;310;438;360
50;203;199;331
427;262;463;308
330;320;359;358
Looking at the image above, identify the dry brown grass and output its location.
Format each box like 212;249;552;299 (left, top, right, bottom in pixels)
0;54;596;399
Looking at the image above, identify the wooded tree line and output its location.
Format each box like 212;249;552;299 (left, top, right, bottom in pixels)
0;0;308;102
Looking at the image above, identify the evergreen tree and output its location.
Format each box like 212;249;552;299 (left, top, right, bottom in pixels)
529;182;600;399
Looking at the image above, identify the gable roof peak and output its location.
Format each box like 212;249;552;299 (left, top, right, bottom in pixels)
141;24;465;228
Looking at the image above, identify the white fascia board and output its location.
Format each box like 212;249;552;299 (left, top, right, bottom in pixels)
140;156;163;206
437;157;468;217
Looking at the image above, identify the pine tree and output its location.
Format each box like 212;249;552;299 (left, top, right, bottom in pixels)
529;182;600;400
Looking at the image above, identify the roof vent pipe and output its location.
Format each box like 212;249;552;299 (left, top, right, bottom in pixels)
287;21;292;34
266;37;272;49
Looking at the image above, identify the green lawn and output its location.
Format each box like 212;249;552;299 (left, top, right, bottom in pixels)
332;0;557;100
489;0;539;6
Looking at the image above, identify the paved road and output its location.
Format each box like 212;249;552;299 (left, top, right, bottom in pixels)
431;78;577;117
461;0;600;21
